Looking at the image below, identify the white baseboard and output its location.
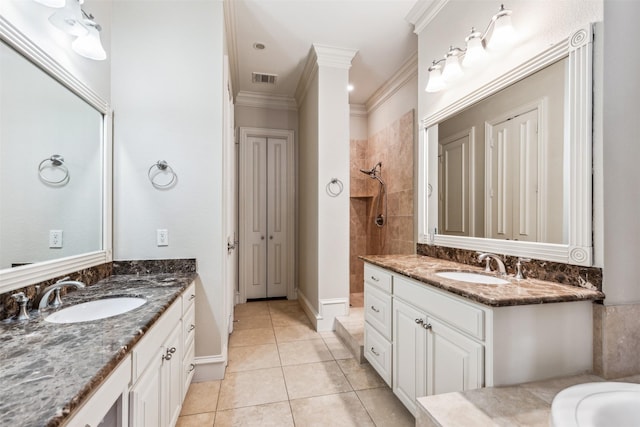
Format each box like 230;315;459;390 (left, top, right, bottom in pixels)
317;298;349;332
298;292;349;332
192;354;226;382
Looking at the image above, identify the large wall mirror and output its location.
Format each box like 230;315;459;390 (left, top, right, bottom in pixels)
418;26;593;266
0;17;112;293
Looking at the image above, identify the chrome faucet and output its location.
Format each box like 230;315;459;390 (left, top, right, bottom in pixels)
33;277;85;311
477;253;507;276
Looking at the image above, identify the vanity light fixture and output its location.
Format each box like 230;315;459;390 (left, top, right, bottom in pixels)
34;0;107;61
425;4;515;93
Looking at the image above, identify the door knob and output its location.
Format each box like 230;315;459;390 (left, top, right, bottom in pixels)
261;236;265;240
269;236;273;240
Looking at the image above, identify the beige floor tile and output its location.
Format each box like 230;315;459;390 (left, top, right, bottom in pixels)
233;314;272;331
218;367;289;410
229;328;276;347
227;344;281;372
356;387;415;427
268;299;301;312
322;335;356;360
234;301;270;318
337;359;387;390
289;392;375;427
176;412;215;427
180;381;221;415
274;324;321;343
271;310;312;327
213;401;294;427
278;339;333;366
283;361;352;399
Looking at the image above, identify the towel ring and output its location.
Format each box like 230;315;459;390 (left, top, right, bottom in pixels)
326;178;344;197
148;160;177;189
38;154;69;185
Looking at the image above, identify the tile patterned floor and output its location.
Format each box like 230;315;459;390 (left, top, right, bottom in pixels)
177;300;414;427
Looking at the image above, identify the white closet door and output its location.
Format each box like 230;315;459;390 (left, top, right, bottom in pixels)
512;110;539;242
439;132;471;236
243;136;268;299
266;137;288;298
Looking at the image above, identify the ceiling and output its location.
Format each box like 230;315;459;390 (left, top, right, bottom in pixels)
226;0;419;106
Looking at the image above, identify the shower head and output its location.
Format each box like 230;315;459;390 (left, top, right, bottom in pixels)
359;162;382;177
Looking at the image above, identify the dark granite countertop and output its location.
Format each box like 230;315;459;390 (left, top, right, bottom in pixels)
0;272;197;427
360;254;604;307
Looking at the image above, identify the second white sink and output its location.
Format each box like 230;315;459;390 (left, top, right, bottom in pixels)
435;271;509;285
45;297;146;324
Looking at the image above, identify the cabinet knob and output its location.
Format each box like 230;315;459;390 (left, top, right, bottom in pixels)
422;323;432;330
188;324;195;332
189;294;196;301
168;347;177;354
370;347;380;357
162;347;177;361
188;364;195;372
370;276;380;282
415;318;424;325
370;305;380;313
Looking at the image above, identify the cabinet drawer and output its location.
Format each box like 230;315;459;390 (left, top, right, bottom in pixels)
364;283;392;340
364;263;392;293
394;275;485;341
183;304;196;347
182;282;196;315
364;324;392;387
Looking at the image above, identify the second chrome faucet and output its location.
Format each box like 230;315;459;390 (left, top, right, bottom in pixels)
477;252;507;276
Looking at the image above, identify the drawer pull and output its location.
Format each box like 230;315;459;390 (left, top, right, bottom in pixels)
188;363;195;372
370;275;380;282
415;318;424;325
188;324;195;332
189;294;196;301
370;305;380;313
370;347;380;357
422;323;432;330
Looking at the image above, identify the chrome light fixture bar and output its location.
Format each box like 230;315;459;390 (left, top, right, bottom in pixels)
425;4;515;93
34;0;106;61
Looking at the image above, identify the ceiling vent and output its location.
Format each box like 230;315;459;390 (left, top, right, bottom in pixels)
252;72;278;85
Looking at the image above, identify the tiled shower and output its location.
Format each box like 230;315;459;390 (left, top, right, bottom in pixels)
349;110;415;305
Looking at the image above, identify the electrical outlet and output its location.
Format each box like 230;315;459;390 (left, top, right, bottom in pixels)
157;229;169;246
49;230;63;248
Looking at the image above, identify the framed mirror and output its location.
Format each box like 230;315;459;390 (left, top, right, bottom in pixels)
418;26;593;266
0;16;112;293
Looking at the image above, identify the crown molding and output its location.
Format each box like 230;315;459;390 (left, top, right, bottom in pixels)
406;0;449;35
294;46;319;105
313;44;358;69
235;91;298;111
365;52;418;114
223;0;239;98
350;104;367;117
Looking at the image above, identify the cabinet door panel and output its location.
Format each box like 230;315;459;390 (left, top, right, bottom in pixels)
130;355;161;427
392;298;427;416
427;318;484;396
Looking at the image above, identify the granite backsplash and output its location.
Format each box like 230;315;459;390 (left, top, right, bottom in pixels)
416;243;603;292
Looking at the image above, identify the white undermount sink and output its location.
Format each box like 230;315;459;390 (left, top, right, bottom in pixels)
45;297;146;324
435;271;510;285
551;382;640;427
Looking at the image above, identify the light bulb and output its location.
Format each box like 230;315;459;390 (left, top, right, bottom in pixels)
72;22;106;60
487;5;516;51
462;29;487;68
441;48;464;83
425;63;445;93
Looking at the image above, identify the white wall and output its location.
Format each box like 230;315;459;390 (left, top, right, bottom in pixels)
602;0;640;305
235;105;298;132
349;112;368;141
367;73;418;137
297;71;320;312
111;1;226;359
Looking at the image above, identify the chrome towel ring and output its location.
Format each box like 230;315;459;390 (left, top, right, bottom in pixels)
38;154;69;185
326;178;344;197
148;160;177;189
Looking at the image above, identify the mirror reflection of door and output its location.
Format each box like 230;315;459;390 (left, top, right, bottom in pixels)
486;107;539;242
439;128;475;237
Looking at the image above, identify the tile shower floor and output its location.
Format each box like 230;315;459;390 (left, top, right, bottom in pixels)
177;299;414;427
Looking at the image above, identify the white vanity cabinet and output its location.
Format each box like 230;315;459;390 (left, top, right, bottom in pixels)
363;262;593;417
363;264;393;386
130;282;196;427
392;279;484;415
